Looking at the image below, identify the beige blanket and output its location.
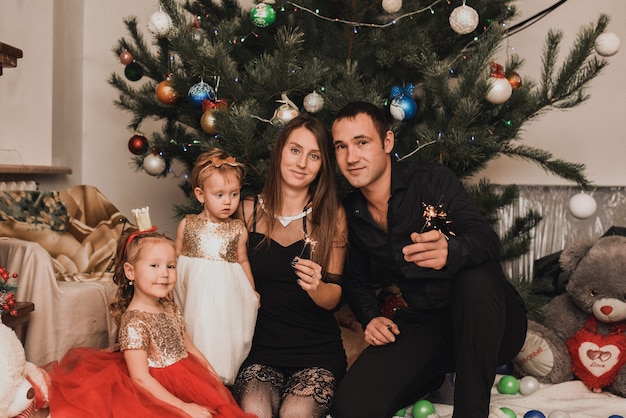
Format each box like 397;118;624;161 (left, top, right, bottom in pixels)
0;185;125;364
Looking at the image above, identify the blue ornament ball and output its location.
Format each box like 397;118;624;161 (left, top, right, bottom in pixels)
188;82;215;109
411;399;435;418
389;96;418;121
608;416;625;418
496;362;514;375
523;411;546;418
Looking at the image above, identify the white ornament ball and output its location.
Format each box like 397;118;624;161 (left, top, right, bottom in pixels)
595;32;621;57
486;77;513;104
143;153;166;176
382;0;402;14
519;376;540;396
303;91;324;113
449;5;479;35
548;412;570;418
568;192;597;219
271;104;299;127
147;9;173;38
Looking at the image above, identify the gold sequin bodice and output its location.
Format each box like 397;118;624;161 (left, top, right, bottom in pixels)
180;215;243;263
118;301;187;368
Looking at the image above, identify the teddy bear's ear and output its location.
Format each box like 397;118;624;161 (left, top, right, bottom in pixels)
559;239;595;273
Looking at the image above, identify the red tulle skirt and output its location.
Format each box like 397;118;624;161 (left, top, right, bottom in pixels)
49;347;256;418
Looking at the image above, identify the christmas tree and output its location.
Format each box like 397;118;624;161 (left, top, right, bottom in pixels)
110;0;612;308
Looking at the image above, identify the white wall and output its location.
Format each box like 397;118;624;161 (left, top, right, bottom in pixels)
0;0;624;236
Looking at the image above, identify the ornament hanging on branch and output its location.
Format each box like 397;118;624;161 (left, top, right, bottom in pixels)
382;0;402;14
271;93;300;127
595;32;621;57
119;50;133;65
486;62;512;105
128;133;149;155
251;1;277;28
568;192;597;220
200;108;219;135
389;84;418;121
143;150;166;176
156;78;178;104
147;7;173;38
188;81;216;109
449;2;479;35
124;62;143;81
507;71;523;90
303;91;324;113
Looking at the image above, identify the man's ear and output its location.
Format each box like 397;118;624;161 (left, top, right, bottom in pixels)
383;130;395;153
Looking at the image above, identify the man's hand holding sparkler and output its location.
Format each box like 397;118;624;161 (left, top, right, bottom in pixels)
402;229;449;270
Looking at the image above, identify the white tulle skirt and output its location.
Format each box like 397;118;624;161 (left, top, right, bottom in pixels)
174;255;258;385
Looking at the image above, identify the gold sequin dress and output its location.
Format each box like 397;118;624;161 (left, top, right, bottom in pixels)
49;301;256;418
174;215;258;385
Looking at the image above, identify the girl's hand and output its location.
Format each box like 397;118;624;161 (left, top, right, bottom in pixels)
181;402;215;418
291;257;323;292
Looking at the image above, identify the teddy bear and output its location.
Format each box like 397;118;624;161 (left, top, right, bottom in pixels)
513;235;626;397
0;323;50;418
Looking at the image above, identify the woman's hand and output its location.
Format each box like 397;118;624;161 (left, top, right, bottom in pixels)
291;256;323;291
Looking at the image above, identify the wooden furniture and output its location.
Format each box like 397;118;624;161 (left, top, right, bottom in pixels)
0;42;23;76
1;301;35;343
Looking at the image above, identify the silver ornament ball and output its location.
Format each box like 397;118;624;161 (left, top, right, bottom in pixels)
519;376;540;396
382;0;402;14
143;153;166;176
486;77;512;104
595;32;621;57
568;192;597;219
303;92;324;113
449;5;479;35
148;9;173;38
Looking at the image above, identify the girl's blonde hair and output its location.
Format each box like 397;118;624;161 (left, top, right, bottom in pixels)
190;148;246;190
109;228;174;325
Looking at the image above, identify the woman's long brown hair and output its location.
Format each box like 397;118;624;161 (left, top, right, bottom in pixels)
259;114;342;269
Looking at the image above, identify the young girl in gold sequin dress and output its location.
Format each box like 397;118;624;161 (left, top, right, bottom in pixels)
173;149;259;386
50;219;256;418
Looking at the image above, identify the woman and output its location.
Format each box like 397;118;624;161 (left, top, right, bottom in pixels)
233;114;348;418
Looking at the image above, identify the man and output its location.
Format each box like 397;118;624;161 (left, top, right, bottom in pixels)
330;101;527;418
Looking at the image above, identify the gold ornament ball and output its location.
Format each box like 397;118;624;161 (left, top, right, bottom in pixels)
507;72;522;90
156;80;178;104
200;109;218;134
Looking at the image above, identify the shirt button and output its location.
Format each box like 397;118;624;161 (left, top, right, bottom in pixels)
355;209;360;214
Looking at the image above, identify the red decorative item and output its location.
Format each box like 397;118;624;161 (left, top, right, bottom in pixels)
490;62;505;78
0;265;18;316
128;133;149;155
119;50;134;65
381;285;408;319
567;316;626;392
202;98;228;112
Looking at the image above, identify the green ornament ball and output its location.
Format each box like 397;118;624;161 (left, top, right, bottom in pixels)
393;406;407;417
124;62;143;82
498;375;520;395
500;407;518;418
412;399;435;418
251;3;276;27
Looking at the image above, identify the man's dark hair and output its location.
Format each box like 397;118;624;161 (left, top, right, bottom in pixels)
333;101;389;144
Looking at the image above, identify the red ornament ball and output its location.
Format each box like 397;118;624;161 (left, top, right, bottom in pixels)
128;134;149;155
119;50;134;65
156;80;178;104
